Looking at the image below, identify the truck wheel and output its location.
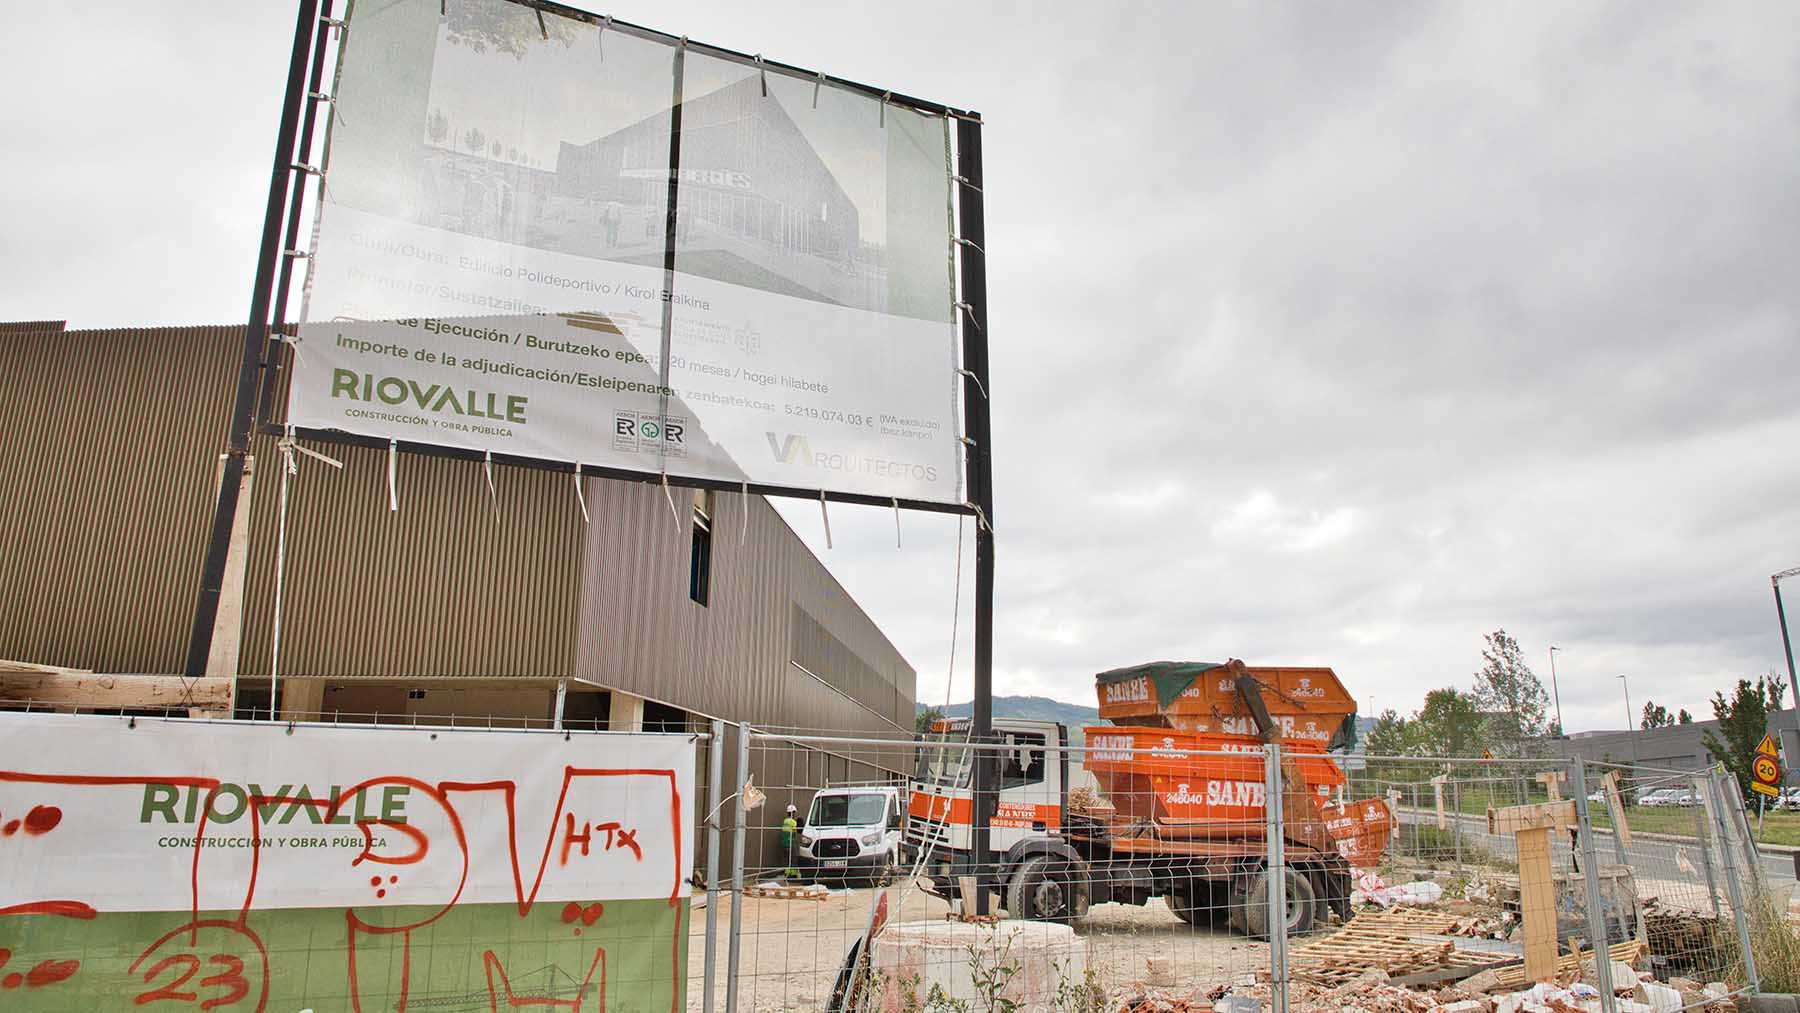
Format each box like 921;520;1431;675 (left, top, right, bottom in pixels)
1238;868;1316;939
1007;855;1082;923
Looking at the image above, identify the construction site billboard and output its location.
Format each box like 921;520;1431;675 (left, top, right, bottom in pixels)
286;0;963;504
0;712;694;1009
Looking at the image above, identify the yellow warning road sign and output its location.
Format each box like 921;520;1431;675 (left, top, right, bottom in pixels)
1482;749;1495;761
1753;732;1784;798
1758;733;1781;758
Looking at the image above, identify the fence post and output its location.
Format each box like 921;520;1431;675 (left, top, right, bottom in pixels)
1707;767;1761;994
1570;762;1619;1013
725;724;751;1013
1265;742;1288;1013
704;719;724;1012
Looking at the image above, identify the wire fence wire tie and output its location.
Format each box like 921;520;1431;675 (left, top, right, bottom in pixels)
754;54;767;97
306;90;335;104
387;438;398;512
535;9;548;40
952;173;984;194
292;163;325;176
282;248;310;259
818;490;833;549
573;465;589;524
482;450;499;523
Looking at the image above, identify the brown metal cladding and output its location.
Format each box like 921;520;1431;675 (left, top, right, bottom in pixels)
2;321;916;740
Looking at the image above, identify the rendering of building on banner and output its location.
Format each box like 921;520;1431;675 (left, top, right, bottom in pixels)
0;318;918;868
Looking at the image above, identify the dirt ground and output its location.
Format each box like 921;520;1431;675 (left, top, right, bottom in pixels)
684;877;1269;1011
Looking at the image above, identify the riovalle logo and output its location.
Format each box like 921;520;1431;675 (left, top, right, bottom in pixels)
764;432;940;485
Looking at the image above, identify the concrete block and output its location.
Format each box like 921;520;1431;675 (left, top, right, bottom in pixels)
867;919;1087;1013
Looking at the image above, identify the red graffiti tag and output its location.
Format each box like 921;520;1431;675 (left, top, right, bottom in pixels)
22;805;61;835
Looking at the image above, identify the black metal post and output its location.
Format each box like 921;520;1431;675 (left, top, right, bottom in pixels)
1775;571;1800;750
258;0;337;428
184;0;321;679
955;114;995;914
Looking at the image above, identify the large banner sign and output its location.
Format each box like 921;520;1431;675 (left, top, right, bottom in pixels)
288;0;963;504
0;713;694;1010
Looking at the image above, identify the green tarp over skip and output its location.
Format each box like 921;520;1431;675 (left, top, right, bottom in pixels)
1095;661;1228;709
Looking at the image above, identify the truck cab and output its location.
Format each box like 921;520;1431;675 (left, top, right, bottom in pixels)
906;718;1076;886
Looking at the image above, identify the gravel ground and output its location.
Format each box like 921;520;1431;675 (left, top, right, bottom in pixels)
684;879;1272;1011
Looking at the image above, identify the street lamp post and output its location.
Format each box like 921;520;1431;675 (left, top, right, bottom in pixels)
1548;646;1565;737
1619;674;1639;775
1774;567;1800;746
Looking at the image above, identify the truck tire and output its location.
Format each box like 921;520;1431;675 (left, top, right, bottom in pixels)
1237;867;1316;939
1006;855;1084;923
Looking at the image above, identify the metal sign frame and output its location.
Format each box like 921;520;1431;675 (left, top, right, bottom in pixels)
185;2;997;906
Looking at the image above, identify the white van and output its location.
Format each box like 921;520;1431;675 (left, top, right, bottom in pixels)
798;784;906;883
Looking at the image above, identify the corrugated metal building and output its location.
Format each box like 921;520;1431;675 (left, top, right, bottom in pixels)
0;319;917;860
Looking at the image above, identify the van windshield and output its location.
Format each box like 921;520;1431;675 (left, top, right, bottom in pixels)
808;793;888;828
919;734;973;788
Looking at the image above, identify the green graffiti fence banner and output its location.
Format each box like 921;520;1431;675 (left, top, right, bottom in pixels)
0;712;694;1010
288;0;963;504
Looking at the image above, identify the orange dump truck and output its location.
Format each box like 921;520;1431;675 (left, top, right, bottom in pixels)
907;660;1393;936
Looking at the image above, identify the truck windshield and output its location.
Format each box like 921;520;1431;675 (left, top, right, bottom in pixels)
920;735;972;788
808;793;888;827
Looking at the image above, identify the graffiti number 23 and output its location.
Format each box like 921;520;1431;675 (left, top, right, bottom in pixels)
134;954;251;1010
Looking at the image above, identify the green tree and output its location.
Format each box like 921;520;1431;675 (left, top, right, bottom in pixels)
1677;708;1693;724
915;706;945;736
1642;701;1674;729
1701;676;1781;800
1414;687;1486;759
1472;629;1551;756
443;2;580;58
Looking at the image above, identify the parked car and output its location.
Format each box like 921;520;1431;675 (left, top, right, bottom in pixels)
796;784;906;883
1638;788;1680;807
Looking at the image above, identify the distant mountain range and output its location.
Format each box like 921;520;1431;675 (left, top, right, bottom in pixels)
921;695;1101;727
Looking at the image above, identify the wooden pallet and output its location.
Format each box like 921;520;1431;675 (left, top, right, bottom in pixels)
1291;908;1512;986
742;884;831;901
1487;939;1646;990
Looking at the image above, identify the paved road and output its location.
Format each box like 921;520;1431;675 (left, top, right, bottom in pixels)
1393;807;1795;906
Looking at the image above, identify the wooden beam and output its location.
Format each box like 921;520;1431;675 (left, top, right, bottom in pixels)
0;673;232;711
1602;770;1632;847
1432;775;1448;830
1518;825;1558;981
1535;770;1565;802
1488;800;1576;835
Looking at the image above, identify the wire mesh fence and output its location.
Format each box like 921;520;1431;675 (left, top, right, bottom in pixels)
0;702;1781;1011
692;730;1781;1012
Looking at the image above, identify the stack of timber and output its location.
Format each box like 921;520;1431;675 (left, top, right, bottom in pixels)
1484;939;1648;991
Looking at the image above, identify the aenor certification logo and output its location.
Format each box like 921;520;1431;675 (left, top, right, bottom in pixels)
613;411;689;458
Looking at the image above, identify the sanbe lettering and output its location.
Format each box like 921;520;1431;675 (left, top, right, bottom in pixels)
1164;781;1265;808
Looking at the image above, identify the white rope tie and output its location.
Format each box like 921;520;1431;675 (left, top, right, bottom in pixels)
754;54;767;97
386;439;398;512
661;472;682;530
957;367;988;399
740;481;749;544
574;465;589;524
813;72;824;109
956;301;985;336
482;449;498;523
893;498;902;548
597;14;612;59
879;90;891;128
818;491;833;549
968;503;992;533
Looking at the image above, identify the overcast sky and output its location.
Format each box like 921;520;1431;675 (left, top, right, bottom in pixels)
3;2;1796;733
